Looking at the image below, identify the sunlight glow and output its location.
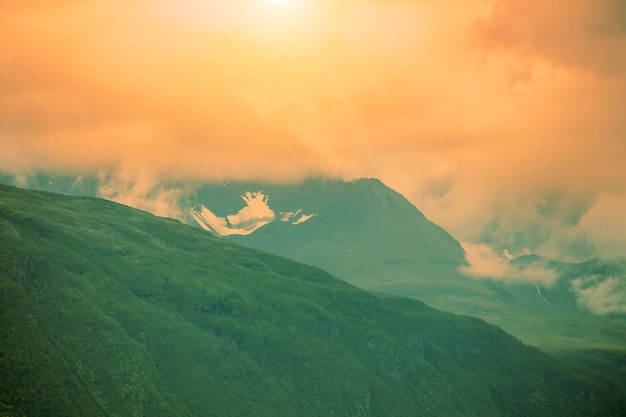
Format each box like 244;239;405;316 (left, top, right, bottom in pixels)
247;0;319;39
264;0;293;5
256;0;311;18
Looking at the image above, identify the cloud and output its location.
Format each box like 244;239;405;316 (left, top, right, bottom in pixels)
461;191;626;262
96;169;188;219
475;0;626;75
572;276;626;315
459;242;558;285
569;193;626;259
1;0;625;262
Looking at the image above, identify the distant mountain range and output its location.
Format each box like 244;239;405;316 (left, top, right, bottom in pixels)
1;172;624;356
1;183;625;416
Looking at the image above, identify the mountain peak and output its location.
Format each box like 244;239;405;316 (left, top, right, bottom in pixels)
189;178;466;288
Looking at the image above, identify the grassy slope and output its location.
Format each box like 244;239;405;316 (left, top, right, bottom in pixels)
1;184;625;416
548;349;626;391
2;173;624;389
377;276;626;352
4;173;623;350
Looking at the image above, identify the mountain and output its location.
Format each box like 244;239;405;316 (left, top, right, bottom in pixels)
2;183;625;416
1;172;624;353
183;179;626;351
185;178;466;287
508;255;626;316
492;254;626;363
182;178;626;393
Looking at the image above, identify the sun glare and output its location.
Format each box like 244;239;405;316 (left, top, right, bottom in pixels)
260;0;307;15
247;0;318;36
264;0;294;6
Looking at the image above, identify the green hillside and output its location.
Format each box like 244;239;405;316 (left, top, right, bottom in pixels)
1;184;625;416
1;173;624;367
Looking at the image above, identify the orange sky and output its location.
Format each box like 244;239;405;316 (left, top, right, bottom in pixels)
2;0;626;261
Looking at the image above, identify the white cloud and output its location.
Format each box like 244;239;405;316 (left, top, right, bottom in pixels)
574;192;626;259
572;276;626;315
459;241;558;285
96;169;185;220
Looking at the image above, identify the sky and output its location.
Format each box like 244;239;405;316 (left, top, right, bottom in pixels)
1;0;626;263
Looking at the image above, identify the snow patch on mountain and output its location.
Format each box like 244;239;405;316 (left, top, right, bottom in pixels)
189;191;315;236
571;275;626;315
278;209;302;222
502;249;515;260
293;213;316;225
